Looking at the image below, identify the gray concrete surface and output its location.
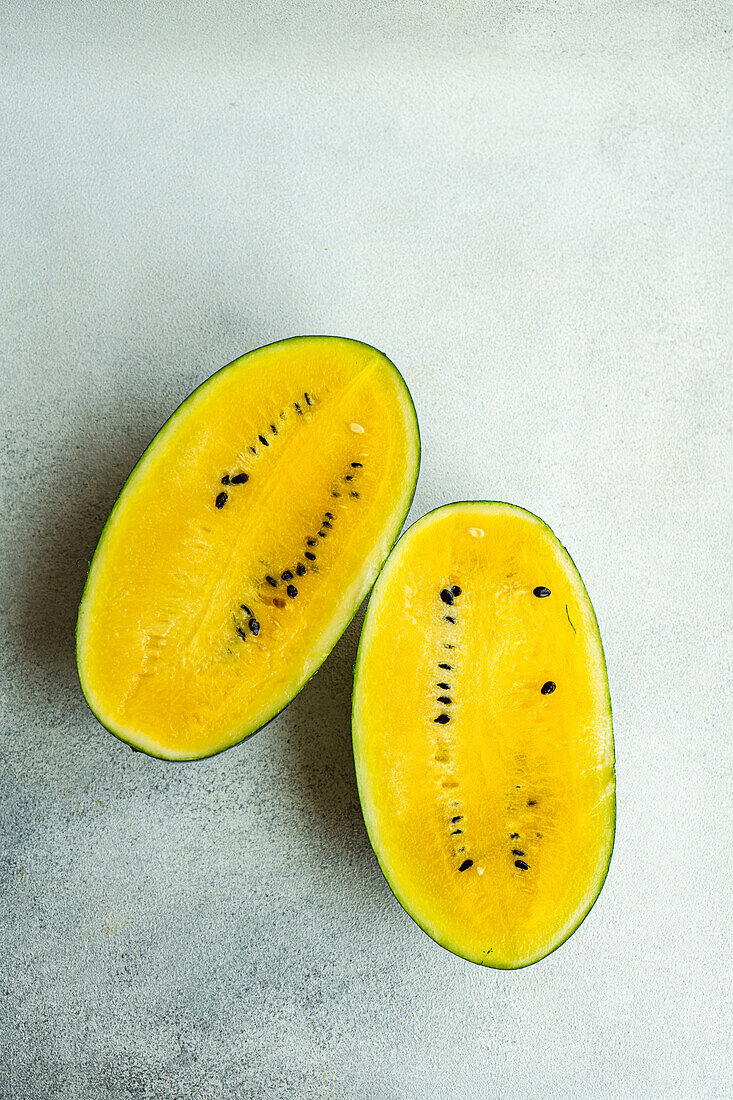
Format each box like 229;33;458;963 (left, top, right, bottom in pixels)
1;3;730;1097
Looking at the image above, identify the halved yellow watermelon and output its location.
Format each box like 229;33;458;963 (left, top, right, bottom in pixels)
352;502;614;968
77;336;420;759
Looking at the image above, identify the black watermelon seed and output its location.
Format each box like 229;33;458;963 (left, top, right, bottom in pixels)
248;618;260;635
240;605;252;615
437;696;452;705
286;584;298;598
294;402;303;414
510;833;520;839
221;474;230;484
325;511;334;519
350;491;359;498
351;461;362;468
437;682;450;690
438;663;452;670
230;473;249;484
322;521;332;528
265;576;277;587
451;829;462;835
318;531;327;538
305;552;316;561
345;475;353;481
450;585;462;597
249;446;257;454
304;392;311;405
533;586;551;598
512;849;525;856
459;860;473;872
215;492;228;509
332;491;341;497
236;626;247;640
306;538;316;546
271;424;277;433
444;616;456;623
273;597;286;609
527;800;537;806
281;570;293;580
440;589;454;605
541;681;556;695
296;563;306;576
434;714;450;724
444;643;454;649
259;434;268;446
451;816;462;823
515;860;529;870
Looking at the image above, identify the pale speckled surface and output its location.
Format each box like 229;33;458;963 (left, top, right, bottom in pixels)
1;3;731;1098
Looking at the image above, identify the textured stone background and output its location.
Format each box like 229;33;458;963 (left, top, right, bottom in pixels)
1;3;730;1098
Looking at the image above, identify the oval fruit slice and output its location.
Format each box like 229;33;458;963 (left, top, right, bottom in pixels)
77;336;420;759
352;502;614;968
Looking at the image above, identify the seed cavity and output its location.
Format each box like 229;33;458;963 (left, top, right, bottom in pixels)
440;589;454;605
230;473;249;484
350;423;364;433
240;605;252;615
458;860;473;872
468;528;484;538
534;586;551;598
273;597;286;609
527;800;537;807
236;626;247;640
541;681;556;695
215;492;228;509
515;860;529;870
248;618;260;636
271;424;277;433
286;585;298;599
350;491;359;498
434;714;450;724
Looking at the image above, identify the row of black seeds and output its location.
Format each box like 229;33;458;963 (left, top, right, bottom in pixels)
217;391;318;508
435;586;461;725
